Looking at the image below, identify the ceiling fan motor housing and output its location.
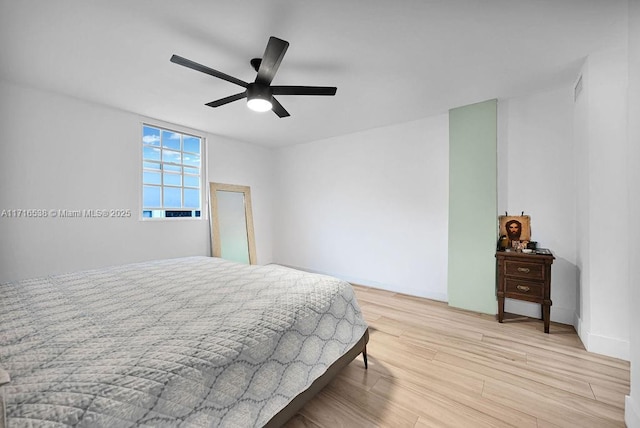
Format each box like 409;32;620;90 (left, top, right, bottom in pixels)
247;82;273;102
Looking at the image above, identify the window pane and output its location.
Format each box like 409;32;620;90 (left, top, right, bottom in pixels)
163;164;181;173
162;149;181;164
143;126;161;146
162;130;181;151
163;173;181;186
184;166;199;175
143;185;161;208
143;161;161;170
164;187;181;208
184;136;201;154
143;171;161;185
184;188;200;208
183;153;200;167
143;146;161;161
184;175;199;187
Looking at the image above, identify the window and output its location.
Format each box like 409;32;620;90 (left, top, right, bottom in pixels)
142;124;203;219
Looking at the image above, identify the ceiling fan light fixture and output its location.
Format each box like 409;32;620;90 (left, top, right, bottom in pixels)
246;83;273;112
247;98;273;112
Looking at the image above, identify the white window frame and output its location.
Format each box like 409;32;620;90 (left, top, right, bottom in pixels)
140;121;208;221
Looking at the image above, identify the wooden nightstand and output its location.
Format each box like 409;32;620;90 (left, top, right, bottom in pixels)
496;250;555;333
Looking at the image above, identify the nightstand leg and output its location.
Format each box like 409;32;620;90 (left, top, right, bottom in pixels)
497;292;505;323
543;303;550;333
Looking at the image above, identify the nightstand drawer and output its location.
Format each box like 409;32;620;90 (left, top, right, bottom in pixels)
504;260;544;280
505;278;544;298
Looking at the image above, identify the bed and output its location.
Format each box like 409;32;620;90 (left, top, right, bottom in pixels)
0;256;369;427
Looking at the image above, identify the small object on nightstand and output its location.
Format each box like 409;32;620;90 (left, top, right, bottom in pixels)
496;250;555;333
497;235;509;251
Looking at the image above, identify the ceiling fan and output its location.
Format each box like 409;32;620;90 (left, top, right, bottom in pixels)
170;36;337;118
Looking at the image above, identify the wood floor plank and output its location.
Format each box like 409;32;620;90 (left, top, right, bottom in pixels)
322;376;419;427
365;316;406;337
589;382;628;409
293;389;381;428
526;354;630;384
525;358;630;394
282;413;323;428
400;329;528;364
363;352;485;397
413;416;450;428
484;334;630;373
482;379;625;427
373;313;485;342
432;350;597;400
370;376;521;428
336;361;383;392
365;329;437;366
535;418;564;428
368;366;538;428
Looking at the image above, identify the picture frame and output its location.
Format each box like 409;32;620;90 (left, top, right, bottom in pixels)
498;215;531;246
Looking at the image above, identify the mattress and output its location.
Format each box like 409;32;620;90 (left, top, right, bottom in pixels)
0;257;368;427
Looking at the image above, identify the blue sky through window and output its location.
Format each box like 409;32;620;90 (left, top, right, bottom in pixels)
142;125;202;218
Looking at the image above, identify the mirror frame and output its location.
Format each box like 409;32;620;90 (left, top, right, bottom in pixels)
209;182;257;264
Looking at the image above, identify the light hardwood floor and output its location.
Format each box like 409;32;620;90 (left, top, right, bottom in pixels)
284;285;630;428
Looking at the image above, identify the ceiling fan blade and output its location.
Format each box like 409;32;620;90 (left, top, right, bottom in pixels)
271;86;337;96
205;92;247;108
271;97;290;118
255;37;289;86
171;55;248;88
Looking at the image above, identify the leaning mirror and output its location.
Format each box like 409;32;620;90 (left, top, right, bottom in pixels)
209;182;257;264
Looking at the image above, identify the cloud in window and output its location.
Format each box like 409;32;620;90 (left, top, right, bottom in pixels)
143;135;161;144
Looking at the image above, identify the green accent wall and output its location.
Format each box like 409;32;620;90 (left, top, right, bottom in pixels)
448;99;497;314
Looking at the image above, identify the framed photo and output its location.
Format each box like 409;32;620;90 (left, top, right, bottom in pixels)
499;215;531;245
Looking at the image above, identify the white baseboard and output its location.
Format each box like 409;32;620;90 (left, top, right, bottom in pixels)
626;395;640;428
576;315;589;349
275;264;448;302
588;333;629;361
575;316;629;361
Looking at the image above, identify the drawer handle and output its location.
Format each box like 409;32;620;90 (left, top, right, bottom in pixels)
517;267;530;273
516;285;530;292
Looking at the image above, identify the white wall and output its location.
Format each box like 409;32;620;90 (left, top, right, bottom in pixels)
626;0;640;426
0;81;275;282
208;136;275;264
273;115;449;300
498;88;577;325
573;48;629;361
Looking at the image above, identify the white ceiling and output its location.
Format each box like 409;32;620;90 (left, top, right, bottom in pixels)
0;0;627;148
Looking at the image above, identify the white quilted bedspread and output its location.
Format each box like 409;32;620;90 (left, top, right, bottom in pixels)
0;257;368;427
